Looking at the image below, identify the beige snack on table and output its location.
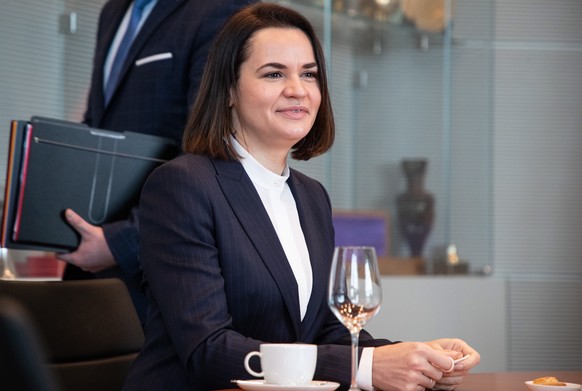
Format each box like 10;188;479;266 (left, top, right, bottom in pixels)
533;376;567;387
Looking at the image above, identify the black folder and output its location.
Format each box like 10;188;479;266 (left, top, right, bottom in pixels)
1;117;180;252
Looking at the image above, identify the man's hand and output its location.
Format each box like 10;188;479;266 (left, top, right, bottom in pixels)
56;209;116;273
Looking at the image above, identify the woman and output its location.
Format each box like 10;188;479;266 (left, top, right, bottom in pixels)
123;3;480;390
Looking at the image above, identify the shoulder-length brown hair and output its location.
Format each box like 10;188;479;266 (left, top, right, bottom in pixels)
182;2;335;161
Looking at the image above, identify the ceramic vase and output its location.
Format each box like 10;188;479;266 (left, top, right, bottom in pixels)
396;159;434;257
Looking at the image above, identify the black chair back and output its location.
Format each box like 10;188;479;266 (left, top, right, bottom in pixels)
0;278;144;391
0;297;61;391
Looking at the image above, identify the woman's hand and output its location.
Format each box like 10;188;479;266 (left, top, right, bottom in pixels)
371;341;460;391
425;338;481;390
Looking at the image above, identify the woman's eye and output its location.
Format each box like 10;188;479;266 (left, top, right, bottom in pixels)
265;72;283;78
303;71;318;79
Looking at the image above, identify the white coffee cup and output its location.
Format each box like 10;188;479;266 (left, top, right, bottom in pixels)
244;343;317;385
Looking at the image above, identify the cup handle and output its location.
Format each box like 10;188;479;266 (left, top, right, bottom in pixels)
244;351;264;378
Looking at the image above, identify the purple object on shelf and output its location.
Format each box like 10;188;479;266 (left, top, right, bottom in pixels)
332;211;389;257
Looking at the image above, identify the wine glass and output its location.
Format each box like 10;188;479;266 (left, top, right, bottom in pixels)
328;246;382;391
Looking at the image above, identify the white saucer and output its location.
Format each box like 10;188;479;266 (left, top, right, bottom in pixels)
234;380;340;391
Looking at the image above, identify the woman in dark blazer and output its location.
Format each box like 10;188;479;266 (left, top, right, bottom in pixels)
123;3;480;390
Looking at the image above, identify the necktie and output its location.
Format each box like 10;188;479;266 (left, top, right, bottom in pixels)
104;0;152;105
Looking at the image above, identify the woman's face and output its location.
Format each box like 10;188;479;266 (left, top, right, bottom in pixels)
231;27;321;159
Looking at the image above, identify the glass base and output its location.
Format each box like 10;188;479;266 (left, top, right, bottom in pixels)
1;248;17;280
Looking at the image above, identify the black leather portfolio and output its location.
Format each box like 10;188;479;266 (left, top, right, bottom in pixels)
1;117;180;252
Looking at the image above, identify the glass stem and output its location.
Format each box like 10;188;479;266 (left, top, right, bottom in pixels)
349;331;360;391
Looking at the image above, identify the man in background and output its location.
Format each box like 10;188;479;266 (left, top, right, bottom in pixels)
57;0;256;323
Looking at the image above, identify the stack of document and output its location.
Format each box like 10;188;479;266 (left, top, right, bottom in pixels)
1;117;180;252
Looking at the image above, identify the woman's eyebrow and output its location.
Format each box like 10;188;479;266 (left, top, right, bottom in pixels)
257;62;318;71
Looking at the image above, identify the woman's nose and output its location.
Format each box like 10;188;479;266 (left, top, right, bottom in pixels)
283;76;307;97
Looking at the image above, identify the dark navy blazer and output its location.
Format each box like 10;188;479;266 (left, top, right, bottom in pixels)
123;154;393;390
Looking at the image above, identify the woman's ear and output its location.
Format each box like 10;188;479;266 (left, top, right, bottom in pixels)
229;88;235;108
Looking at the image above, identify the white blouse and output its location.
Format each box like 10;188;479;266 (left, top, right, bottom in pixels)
233;138;313;320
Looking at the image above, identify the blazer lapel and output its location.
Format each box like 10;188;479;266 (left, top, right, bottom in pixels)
129;0;183;53
92;0;133;123
212;159;303;337
110;0;183;105
287;171;332;336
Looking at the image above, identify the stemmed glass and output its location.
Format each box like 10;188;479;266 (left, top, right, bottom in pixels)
328;246;382;391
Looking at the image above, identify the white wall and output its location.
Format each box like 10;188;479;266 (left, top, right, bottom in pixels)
365;276;508;373
491;0;582;371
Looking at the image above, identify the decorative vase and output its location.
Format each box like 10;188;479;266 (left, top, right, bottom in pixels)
396;159;434;257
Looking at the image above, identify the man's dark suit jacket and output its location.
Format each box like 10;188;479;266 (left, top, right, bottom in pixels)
64;0;254;321
122;154;393;390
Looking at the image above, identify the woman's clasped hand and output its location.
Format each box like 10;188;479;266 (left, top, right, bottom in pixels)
372;339;480;390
